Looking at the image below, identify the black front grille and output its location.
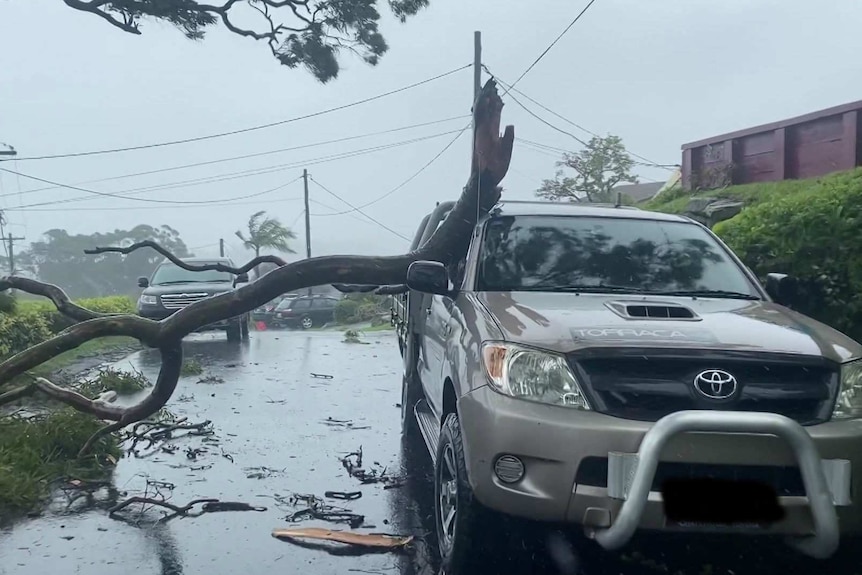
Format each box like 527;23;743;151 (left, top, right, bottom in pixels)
570;350;839;424
575;456;805;496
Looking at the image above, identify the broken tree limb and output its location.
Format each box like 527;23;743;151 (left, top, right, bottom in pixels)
0;277;107;322
84;242;287;275
0;78;514;453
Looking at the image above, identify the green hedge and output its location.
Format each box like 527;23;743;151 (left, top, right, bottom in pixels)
334;294;388;325
713;169;862;340
0;311;53;359
647;168;862;341
1;296;136;359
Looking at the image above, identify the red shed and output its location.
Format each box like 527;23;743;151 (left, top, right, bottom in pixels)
681;100;862;190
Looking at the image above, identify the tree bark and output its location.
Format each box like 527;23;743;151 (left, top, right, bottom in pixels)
0;78;514;455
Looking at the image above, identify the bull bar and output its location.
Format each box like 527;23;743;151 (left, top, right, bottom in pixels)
590;410;849;559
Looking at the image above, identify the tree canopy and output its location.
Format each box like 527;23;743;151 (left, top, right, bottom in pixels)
16;225;190;299
60;0;430;82
536;134;638;203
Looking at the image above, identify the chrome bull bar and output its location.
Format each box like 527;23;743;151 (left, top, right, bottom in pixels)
591;410;847;559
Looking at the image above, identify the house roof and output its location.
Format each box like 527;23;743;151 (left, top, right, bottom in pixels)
613;181;665;203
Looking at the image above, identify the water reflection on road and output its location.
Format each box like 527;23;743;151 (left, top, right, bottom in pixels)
1;330;861;575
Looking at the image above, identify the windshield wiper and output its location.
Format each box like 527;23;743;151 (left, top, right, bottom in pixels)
651;289;760;300
153;280;199;285
516;285;647;294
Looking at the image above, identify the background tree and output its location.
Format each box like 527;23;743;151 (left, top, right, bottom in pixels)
536;134;638;203
17;225;190;298
235;210;297;258
58;0;430;82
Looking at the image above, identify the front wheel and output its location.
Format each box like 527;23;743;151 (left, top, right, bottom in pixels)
435;413;507;574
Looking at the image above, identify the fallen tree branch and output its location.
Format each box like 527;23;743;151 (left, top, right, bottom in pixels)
84;242;287;275
0;277;106;322
0;78;513;455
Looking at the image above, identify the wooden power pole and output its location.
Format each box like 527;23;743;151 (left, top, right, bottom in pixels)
6;233;25;275
303;169;312;296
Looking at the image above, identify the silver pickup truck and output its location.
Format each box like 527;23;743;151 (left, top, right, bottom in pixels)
393;199;862;574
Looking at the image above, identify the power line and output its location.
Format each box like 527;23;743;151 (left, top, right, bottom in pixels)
13;65;471;161
313;122;471;217
309;176;410;242
488;66;678;170
12;197;306;212
505;0;600;94
0;168;304;207
0;114;469;200
3;130;461;211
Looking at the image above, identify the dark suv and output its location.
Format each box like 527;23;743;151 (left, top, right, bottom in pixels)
136;257;251;341
271;295;339;329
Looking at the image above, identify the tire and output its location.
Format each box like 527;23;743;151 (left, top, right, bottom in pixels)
240;315;250;341
300;315;314;330
400;374;423;439
226;322;241;342
435;412;505;575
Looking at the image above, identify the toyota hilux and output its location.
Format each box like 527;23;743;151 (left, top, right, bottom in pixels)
393;199;862;574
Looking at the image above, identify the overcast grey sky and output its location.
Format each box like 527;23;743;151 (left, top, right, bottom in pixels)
1;0;860;262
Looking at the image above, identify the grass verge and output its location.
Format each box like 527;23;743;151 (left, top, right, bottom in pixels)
0;409;120;520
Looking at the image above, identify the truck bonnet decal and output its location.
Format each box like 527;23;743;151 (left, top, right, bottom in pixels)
570;326;719;344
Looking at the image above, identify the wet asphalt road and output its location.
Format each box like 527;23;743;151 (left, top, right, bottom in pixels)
2;329;862;575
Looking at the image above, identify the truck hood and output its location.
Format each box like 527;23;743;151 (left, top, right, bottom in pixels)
142;282;235;297
476;292;862;363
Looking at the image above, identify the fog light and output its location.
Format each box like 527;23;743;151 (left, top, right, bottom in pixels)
494;455;525;483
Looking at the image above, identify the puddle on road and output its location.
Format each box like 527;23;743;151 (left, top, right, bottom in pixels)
3;330;860;575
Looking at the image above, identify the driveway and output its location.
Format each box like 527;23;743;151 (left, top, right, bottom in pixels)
1;330;860;575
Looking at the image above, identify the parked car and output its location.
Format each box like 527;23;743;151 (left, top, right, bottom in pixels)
394;199;862;573
136;257;251;342
271;295;338;329
252;293;298;325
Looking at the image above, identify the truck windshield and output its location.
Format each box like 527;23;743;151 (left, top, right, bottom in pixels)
150;262;233;285
476;215;759;297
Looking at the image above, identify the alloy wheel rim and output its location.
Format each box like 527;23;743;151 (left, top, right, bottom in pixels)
437;443;458;550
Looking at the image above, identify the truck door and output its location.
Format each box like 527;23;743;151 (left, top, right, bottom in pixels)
420;293;450;418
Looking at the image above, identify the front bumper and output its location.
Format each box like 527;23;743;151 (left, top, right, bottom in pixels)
137;306;236;330
458;385;862;558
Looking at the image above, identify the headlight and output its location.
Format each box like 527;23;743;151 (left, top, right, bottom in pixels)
481;342;590;410
833;359;862;420
139;294;158;306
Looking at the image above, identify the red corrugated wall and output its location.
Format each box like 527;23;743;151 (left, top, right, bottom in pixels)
681;101;862;189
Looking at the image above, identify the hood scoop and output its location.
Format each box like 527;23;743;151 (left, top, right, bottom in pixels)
605;300;700;321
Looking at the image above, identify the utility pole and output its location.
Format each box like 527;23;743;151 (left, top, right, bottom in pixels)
219;238;225;257
302;169;312;296
473;31;482;102
6;233;25;275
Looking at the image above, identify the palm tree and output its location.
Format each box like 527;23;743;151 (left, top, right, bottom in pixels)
235;211;297;258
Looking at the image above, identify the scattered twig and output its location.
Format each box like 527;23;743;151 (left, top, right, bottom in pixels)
340;447;406;488
310;373;334;380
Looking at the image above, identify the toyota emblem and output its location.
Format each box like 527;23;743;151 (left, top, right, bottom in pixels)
693;369;738;400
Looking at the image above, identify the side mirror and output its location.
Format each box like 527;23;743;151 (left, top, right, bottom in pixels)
765;273;797;307
235;273;250;285
137;276;149;288
406;261;450;296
